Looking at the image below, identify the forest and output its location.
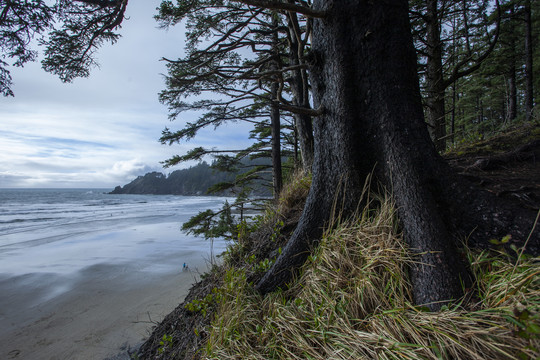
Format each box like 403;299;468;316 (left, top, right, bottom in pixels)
1;0;539;358
109;159;273;196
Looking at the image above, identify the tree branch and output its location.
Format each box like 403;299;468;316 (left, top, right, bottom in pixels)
443;0;501;88
234;0;326;18
276;102;323;116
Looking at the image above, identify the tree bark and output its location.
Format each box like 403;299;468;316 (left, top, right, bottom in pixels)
270;16;282;198
287;12;314;170
256;0;540;310
425;0;447;152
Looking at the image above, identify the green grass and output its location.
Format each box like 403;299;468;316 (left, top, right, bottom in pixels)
201;193;539;360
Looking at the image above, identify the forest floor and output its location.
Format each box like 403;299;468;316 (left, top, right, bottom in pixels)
131;121;540;360
446;122;540;211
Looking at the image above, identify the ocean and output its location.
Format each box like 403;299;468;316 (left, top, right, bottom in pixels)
0;188;230;275
0;189;232;359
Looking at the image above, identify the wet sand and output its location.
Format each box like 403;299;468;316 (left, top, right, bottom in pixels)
0;223;223;360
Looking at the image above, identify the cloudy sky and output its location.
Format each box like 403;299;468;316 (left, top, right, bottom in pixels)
0;0;253;189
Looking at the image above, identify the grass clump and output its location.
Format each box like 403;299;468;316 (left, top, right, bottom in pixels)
202;193;540;360
277;169;312;214
221;170;311;274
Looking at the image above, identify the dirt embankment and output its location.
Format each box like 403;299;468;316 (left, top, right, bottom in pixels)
134;123;540;360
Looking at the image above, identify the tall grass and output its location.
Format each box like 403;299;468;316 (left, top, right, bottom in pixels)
203;193;539;360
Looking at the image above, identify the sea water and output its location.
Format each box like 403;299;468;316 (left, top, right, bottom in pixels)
0;189;230;275
0;189;232;358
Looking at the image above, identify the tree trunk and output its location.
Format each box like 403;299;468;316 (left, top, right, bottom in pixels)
270;86;282;198
294;113;314;170
507;67;517;122
451;82;456;144
425;0;447;152
288;12;314;170
524;0;534;121
270;17;282;198
256;0;540;310
507;3;518;123
257;0;467;309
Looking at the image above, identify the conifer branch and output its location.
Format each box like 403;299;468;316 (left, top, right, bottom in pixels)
234;0;326;18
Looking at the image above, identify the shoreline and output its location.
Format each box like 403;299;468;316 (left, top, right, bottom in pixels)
0;258;210;360
0;219;224;360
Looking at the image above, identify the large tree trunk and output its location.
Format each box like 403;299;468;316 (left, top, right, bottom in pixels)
256;0;540;310
258;0;467;309
425;0;447;152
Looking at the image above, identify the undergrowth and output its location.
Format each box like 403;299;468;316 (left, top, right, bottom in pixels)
445;119;540;157
202;191;539;360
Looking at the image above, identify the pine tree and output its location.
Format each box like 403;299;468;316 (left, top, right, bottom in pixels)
0;0;127;96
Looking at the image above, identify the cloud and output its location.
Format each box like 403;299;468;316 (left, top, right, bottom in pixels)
0;172;35;188
105;159;156;181
0;0;257;188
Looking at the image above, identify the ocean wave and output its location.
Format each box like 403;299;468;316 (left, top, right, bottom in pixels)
0;217;57;224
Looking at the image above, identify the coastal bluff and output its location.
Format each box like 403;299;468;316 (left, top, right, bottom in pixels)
110;162;235;195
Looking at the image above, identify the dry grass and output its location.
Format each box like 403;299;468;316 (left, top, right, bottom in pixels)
277;168;311;214
202;194;540;360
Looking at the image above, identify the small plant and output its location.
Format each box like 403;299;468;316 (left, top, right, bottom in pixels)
253;257;274;273
184;288;222;317
508;306;540;359
270;220;284;242
489;234;512;246
157;334;173;354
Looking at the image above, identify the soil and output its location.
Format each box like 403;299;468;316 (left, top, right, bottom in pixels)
133;269;224;360
445;123;540;211
134;122;540;360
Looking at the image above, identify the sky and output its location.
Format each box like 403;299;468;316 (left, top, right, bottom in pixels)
0;0;254;189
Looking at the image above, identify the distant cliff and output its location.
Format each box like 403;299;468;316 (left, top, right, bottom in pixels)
110;162;270;196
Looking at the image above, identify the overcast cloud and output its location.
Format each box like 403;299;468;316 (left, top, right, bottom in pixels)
0;0;254;189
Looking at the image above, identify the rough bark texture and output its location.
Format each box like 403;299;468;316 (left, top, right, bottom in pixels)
257;0;467;309
256;0;540;310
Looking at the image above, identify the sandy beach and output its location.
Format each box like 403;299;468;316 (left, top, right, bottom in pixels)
0;221;225;360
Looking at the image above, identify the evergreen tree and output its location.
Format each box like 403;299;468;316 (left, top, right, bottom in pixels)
410;0;501;151
3;0;539;311
450;0;539;138
157;0;315;181
0;0;127;96
249;0;538;311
